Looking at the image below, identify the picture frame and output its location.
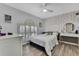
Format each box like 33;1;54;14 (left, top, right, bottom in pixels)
5;14;11;23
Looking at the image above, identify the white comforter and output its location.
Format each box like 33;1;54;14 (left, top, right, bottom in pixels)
30;34;58;56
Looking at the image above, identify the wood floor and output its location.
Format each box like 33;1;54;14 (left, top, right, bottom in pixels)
22;43;45;56
22;42;79;56
52;43;79;56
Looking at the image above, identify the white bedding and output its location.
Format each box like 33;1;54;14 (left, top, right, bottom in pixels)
30;33;58;56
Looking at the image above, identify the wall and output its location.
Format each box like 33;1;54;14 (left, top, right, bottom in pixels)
0;4;42;33
43;11;79;32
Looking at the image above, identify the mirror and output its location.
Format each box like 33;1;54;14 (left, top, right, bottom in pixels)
66;23;74;33
61;23;75;33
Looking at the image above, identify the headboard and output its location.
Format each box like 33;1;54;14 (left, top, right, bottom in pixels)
42;31;54;35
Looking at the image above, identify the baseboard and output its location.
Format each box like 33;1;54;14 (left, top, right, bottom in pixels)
22;41;30;45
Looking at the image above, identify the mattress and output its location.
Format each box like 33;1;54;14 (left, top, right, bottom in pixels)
30;34;58;56
30;34;47;47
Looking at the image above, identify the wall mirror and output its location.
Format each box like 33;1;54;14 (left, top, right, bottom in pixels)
66;23;74;33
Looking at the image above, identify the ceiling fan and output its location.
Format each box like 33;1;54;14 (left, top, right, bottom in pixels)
41;3;53;13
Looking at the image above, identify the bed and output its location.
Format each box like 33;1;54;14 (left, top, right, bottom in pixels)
30;33;58;56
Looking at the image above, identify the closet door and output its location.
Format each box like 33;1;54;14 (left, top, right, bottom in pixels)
31;26;35;35
35;26;37;34
25;25;30;42
19;25;26;44
19;25;25;34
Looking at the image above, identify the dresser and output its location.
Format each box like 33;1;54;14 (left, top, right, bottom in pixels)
60;33;79;46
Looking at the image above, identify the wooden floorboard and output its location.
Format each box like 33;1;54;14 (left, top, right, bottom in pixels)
52;43;79;56
22;43;79;56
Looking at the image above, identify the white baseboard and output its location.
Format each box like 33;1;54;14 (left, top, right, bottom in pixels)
22;41;30;45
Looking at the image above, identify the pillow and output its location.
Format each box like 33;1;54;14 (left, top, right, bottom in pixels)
46;32;53;35
53;32;58;35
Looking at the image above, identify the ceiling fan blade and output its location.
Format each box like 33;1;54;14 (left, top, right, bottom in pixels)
47;9;53;12
42;3;49;8
44;3;48;7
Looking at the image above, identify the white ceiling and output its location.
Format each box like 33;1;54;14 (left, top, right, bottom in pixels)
5;3;79;19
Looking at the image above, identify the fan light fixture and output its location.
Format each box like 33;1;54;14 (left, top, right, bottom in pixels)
42;3;53;13
43;9;48;12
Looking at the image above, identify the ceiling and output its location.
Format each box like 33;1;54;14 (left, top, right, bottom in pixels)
5;3;79;19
